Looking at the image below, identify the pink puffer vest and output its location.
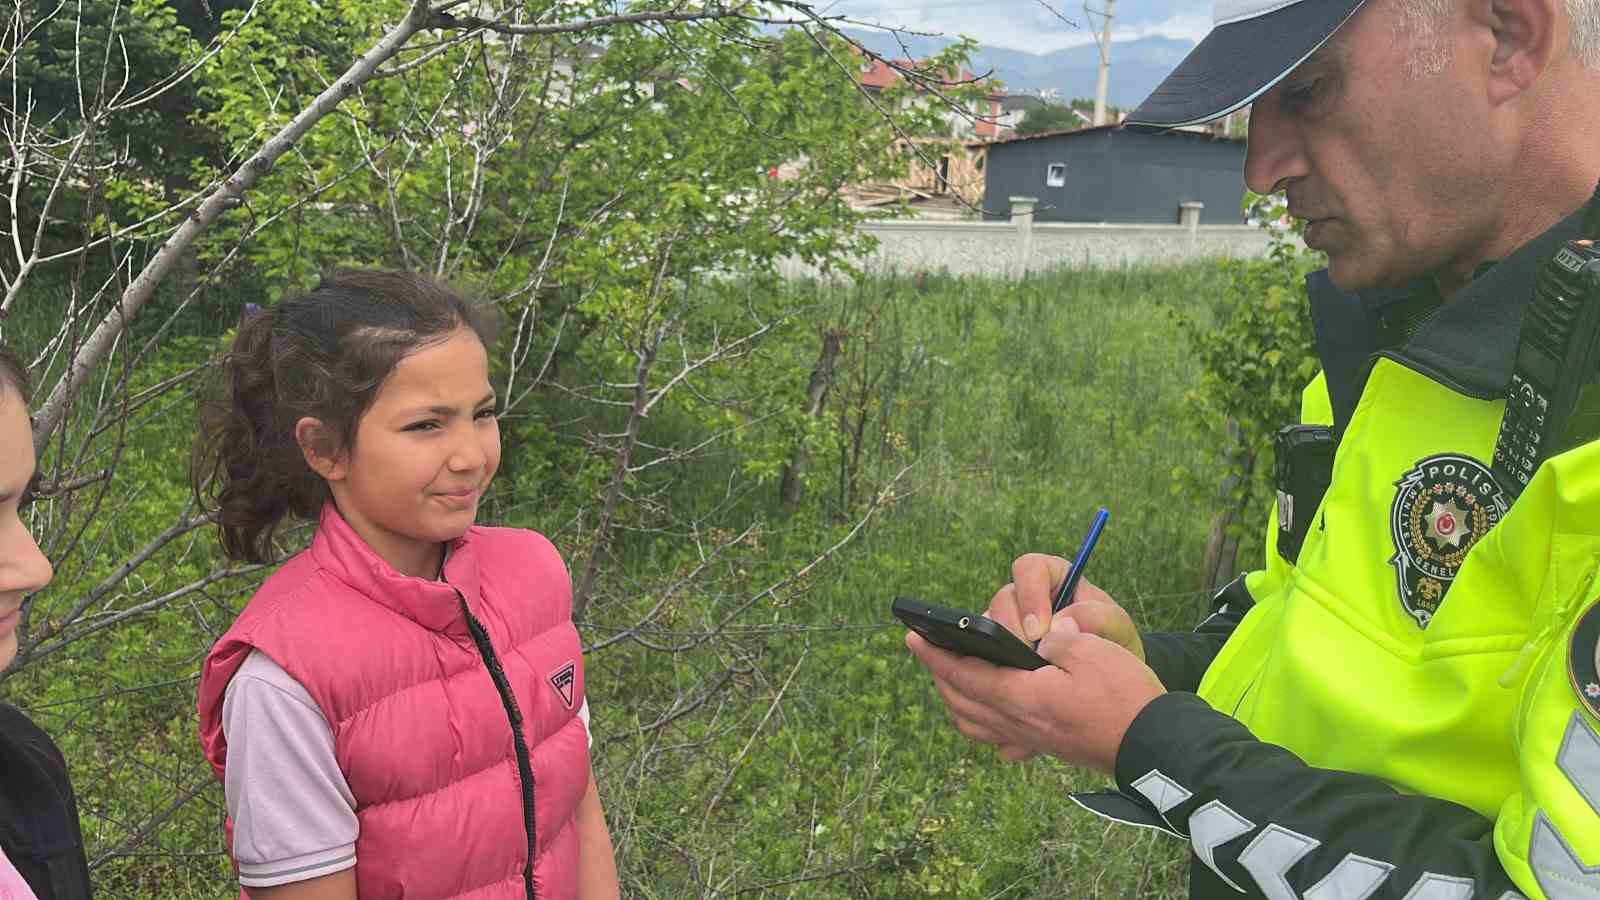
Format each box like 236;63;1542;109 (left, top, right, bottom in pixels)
197;504;589;899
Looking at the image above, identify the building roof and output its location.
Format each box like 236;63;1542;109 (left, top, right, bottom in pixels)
858;57;905;91
999;94;1051;113
990;124;1245;146
856;56;1004;99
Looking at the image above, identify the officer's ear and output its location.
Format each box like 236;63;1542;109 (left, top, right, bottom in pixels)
1474;0;1558;103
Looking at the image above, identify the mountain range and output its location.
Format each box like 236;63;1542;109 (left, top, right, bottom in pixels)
843;28;1196;109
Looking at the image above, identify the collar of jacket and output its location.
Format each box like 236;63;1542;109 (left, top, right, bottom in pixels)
308;502;482;634
1306;205;1588;435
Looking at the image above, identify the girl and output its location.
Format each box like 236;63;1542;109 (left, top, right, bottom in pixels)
193;271;618;900
0;343;94;900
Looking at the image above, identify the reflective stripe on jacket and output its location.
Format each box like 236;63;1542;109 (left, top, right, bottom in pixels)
1076;206;1600;899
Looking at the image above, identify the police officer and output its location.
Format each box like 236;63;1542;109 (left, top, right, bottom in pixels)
906;0;1600;896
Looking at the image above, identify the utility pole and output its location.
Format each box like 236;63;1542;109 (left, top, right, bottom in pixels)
1091;0;1116;126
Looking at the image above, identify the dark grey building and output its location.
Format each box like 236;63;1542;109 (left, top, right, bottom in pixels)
981;125;1248;224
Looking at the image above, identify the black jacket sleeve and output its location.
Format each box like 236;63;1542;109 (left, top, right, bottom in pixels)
1139;576;1253;694
1080;693;1522;900
0;704;94;900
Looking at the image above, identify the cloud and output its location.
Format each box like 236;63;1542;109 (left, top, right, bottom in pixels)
825;1;1211;53
1138;13;1211;44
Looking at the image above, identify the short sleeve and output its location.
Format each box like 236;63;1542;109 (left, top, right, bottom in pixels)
221;650;359;888
578;698;591;748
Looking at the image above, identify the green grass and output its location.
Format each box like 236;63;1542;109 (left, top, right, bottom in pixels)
583;265;1231;897
3;262;1238;897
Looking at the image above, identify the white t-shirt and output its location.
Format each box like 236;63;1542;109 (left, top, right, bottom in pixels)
221;650;590;887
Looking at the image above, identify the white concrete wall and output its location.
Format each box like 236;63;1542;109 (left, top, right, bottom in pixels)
779;219;1275;279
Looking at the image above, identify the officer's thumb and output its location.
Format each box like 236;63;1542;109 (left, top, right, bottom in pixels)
1036;615;1082;668
1058;602;1106;639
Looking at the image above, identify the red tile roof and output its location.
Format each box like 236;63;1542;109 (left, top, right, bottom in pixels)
859;57;904;91
857;57;1001;97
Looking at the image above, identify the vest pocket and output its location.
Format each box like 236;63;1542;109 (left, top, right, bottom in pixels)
1197;596;1282;719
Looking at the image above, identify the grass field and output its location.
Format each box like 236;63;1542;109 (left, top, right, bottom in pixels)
5;262;1246;897
586;265;1236;897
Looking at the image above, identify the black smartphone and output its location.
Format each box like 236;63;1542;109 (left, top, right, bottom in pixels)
892;597;1049;670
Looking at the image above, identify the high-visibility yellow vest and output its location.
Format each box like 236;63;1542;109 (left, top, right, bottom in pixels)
1196;360;1600;897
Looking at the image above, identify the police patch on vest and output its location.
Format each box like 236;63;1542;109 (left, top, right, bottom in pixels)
1389;454;1507;628
1571;600;1600;719
549;661;576;709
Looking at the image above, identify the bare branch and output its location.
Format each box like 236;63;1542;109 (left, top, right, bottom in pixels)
16;512;216;659
20;562;273;667
30;0;439;452
87;775;218;871
702;646;808;826
109;0;265;112
433;6;795;37
374;27;483;79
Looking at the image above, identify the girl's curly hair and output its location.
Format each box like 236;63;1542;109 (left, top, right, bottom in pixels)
192;269;500;564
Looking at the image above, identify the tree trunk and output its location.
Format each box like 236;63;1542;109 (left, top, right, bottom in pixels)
778;328;843;506
573;329;661;618
1201;418;1254;593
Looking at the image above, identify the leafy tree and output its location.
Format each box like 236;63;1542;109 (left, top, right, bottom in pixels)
0;0;982;890
1173;192;1324;587
1016;102;1085;135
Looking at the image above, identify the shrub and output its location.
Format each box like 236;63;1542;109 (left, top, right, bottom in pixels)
1172;194;1325;579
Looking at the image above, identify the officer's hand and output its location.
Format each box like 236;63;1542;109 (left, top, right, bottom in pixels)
987;553;1144;662
906;618;1165;774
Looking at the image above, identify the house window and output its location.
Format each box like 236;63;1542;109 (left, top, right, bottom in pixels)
1045;163;1067;187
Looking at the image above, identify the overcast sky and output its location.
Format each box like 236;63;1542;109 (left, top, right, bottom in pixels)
819;1;1214;54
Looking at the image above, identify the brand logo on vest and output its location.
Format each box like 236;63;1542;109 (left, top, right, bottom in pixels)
549;661;577;709
1570;600;1600;719
1389;454;1507;628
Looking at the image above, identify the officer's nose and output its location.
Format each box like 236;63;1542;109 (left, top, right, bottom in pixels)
1243;90;1311;196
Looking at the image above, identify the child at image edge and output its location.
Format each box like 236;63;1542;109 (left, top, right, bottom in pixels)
0;343;94;900
193;271;619;900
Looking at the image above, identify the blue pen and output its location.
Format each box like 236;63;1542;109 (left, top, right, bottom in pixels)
1050;507;1110;616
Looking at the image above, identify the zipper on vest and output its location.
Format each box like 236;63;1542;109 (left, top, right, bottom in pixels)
452;589;539;900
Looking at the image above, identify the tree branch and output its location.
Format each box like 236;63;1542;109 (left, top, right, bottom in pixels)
431;6;809;37
30;0;438;451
